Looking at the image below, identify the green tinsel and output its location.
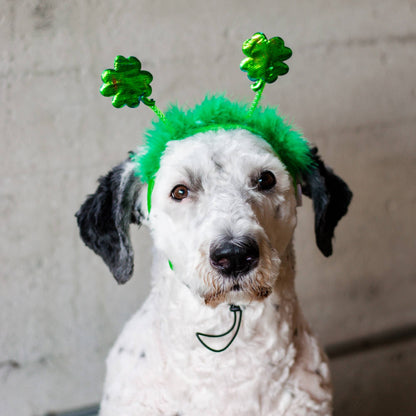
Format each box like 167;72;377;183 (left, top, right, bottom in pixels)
132;95;314;183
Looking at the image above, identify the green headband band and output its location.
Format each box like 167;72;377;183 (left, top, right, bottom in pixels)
131;95;313;184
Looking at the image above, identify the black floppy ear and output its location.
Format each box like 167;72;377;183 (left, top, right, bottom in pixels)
301;147;353;257
75;158;144;283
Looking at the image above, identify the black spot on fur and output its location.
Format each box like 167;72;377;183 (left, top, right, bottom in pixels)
301;147;352;256
140;351;146;359
211;156;223;172
184;168;204;194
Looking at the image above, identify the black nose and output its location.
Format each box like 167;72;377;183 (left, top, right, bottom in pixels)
210;237;259;277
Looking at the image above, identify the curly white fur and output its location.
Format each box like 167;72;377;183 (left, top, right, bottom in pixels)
99;130;332;415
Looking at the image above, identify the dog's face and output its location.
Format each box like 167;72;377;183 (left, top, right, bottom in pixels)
76;128;352;305
146;130;297;306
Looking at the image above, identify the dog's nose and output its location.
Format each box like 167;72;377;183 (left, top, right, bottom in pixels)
210;237;259;277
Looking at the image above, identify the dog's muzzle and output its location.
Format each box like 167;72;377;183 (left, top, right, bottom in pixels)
209;237;259;278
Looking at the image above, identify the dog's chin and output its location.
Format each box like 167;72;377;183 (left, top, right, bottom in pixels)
202;284;273;308
201;269;277;308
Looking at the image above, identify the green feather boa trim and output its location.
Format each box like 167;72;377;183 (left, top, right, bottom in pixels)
132;95;314;183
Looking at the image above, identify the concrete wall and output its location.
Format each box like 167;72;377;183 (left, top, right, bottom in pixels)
1;0;415;415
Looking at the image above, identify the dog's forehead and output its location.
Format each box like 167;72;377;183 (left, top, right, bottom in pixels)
160;129;286;175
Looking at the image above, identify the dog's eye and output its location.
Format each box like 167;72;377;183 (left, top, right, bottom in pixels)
256;171;276;191
171;185;189;201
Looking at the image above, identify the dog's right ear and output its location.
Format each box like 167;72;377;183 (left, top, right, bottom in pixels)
75;158;144;284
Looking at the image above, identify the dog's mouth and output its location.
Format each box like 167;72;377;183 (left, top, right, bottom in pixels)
202;279;273;307
202;260;278;307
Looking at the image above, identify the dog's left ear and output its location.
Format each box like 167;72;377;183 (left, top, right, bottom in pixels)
301;147;353;257
75;158;143;284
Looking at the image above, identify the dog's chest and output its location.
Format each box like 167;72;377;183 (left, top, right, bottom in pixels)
157;311;296;414
100;294;331;416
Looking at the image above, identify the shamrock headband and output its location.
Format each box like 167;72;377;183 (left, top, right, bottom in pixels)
100;33;314;194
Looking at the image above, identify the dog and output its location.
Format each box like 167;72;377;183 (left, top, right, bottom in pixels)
76;125;352;415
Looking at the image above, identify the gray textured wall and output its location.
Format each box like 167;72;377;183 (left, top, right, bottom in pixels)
1;1;415;415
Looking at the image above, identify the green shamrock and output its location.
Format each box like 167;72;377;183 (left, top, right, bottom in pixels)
240;32;292;92
100;56;154;108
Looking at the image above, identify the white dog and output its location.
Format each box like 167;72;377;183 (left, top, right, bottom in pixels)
77;127;351;415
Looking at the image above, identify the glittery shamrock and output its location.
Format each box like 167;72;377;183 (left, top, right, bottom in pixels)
100;56;154;108
240;32;292;92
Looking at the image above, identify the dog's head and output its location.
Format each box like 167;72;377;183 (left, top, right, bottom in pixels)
76;129;351;307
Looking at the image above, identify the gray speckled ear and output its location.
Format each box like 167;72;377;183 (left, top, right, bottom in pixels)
76;159;143;283
301;147;353;257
